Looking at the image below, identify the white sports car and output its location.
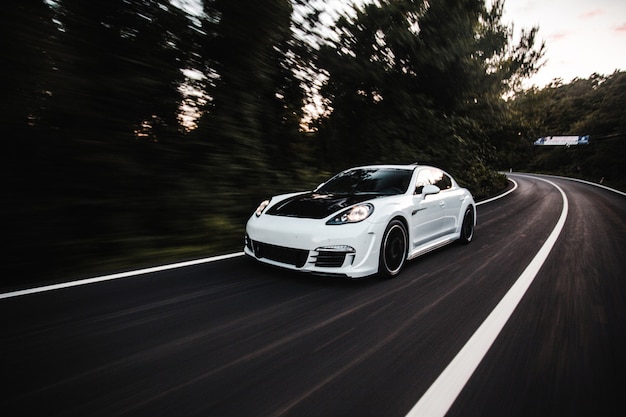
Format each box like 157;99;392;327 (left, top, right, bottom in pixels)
244;164;476;278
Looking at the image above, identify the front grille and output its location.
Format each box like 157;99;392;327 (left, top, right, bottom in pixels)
313;251;347;268
252;241;309;268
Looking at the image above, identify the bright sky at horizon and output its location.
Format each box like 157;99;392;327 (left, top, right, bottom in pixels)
500;0;626;87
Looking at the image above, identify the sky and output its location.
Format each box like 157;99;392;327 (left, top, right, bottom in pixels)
500;0;626;87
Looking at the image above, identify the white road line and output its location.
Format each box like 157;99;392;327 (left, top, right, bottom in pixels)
533;173;626;197
476;178;518;206
0;252;244;300
405;175;569;417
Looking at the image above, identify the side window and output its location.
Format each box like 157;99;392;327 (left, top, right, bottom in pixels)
431;169;452;191
414;169;432;194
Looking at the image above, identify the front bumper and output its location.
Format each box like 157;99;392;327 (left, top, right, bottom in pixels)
244;215;383;278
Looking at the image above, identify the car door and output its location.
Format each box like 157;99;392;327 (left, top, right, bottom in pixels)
431;169;463;235
410;168;445;247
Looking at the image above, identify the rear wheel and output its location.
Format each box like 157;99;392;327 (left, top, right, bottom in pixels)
379;220;408;278
459;206;474;244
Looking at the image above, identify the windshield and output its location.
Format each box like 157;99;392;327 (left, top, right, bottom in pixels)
317;168;413;195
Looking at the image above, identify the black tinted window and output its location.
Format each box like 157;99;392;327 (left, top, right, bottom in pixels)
318;168;413;195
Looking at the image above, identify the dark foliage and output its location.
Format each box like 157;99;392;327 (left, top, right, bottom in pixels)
504;71;626;189
10;0;620;289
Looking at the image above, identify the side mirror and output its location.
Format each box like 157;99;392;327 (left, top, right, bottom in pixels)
422;184;441;196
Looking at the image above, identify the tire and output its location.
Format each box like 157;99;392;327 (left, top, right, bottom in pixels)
378;220;408;278
459;206;474;244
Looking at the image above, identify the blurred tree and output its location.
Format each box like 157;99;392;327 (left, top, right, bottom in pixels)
0;1;57;158
1;0;203;285
314;0;544;194
192;0;306;192
48;0;193;143
8;0;602;287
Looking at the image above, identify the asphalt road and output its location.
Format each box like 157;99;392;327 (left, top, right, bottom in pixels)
2;174;625;417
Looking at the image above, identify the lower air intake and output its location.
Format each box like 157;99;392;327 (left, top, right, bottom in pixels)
253;242;309;268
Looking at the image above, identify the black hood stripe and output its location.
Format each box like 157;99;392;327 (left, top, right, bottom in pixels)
266;193;378;219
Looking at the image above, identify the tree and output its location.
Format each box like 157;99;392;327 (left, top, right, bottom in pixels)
0;1;58;158
508;71;626;188
193;0;306;189
2;0;204;285
47;0;193;143
313;0;544;195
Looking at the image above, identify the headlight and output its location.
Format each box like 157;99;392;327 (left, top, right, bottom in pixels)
255;199;270;217
326;203;374;225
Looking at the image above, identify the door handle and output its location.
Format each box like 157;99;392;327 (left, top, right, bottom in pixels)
439;201;445;208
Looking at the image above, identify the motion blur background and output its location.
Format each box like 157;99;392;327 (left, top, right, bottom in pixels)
2;0;624;289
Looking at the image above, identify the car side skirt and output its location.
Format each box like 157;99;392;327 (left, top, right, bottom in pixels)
407;233;460;261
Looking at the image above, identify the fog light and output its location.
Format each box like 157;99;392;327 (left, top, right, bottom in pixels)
315;245;355;253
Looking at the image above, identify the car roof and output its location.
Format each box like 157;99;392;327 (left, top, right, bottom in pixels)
345;164;426;171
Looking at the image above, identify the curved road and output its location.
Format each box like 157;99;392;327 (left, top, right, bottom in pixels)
2;174;625;417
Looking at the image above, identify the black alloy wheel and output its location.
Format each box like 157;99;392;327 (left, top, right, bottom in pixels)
379;220;408;278
459;206;475;244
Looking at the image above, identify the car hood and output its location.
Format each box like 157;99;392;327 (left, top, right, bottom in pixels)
266;192;379;219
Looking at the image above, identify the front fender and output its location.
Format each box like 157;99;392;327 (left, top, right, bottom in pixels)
367;196;413;225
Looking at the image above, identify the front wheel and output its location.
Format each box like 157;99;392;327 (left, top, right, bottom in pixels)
459;206;475;244
378;220;408;278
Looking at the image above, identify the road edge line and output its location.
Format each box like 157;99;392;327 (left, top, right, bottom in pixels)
533;173;626;197
405;175;569;417
477;177;518;206
0;252;244;300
